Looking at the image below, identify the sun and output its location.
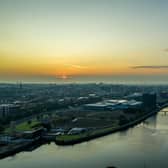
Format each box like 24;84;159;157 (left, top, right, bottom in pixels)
61;75;68;80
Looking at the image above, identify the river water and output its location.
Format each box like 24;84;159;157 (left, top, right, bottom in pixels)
1;108;168;168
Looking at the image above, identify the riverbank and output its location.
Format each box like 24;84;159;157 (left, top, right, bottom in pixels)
0;106;164;159
1;106;168;168
55;108;161;145
0;141;34;159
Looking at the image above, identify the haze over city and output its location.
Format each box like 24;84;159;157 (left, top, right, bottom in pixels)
1;0;168;83
1;1;168;168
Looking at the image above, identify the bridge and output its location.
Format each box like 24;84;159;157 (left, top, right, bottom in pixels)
158;103;168;115
159;103;168;110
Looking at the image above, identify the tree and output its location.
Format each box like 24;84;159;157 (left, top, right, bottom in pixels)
10;121;16;135
27;120;32;125
0;124;4;133
119;114;128;126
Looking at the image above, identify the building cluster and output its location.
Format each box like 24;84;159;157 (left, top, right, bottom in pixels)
84;99;142;111
0;128;44;145
0;104;20;118
84;93;157;112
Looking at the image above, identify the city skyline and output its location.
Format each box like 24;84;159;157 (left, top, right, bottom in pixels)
1;0;168;82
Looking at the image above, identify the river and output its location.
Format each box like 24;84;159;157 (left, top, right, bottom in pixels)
1;108;168;168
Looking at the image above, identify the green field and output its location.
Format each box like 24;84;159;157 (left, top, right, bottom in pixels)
5;119;41;133
56;134;87;141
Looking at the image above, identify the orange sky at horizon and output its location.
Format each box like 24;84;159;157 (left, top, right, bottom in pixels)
1;0;168;81
1;50;168;78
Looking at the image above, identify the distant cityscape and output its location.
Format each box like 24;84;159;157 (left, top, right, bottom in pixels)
0;83;168;159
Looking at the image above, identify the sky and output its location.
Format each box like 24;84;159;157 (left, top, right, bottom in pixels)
0;0;168;83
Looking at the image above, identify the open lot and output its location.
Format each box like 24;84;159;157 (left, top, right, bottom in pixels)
4;119;40;133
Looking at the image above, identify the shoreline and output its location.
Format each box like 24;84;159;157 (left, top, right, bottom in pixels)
0;106;165;159
0;141;36;159
55;108;161;146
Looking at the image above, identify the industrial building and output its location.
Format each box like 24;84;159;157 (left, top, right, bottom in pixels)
0;104;20;118
84;103;109;111
68;128;88;135
142;93;157;110
84;99;143;111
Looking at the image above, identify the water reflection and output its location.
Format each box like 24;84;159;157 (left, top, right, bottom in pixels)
1;108;168;168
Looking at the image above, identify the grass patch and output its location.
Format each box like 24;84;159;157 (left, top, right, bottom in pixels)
90;126;116;136
5;119;41;133
56;134;87;141
56;123;119;142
